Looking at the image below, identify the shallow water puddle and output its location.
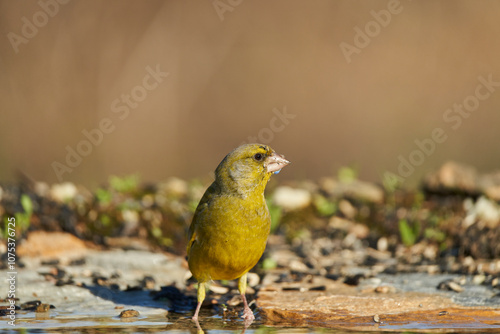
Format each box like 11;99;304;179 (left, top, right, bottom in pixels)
3;307;500;333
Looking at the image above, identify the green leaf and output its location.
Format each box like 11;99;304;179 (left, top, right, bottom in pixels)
261;257;277;270
109;174;139;193
20;194;33;214
399;219;417;246
313;195;337;217
424;228;446;242
266;198;282;233
338;166;358;183
96;188;112;205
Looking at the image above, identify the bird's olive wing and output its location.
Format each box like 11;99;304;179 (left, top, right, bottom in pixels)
186;182;218;256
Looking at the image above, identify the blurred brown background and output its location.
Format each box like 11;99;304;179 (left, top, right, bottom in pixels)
1;0;499;188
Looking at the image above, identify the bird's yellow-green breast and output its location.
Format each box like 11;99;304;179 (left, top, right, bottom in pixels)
187;144;289;282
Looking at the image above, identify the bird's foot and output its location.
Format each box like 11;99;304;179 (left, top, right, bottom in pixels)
241;307;255;321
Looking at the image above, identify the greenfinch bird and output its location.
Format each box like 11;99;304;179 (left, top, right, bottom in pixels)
187;143;290;321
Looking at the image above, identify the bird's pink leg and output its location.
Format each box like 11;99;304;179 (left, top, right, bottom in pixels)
238;273;255;321
192;282;206;321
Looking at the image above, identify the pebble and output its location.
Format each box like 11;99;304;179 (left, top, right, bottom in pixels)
338;200;357;219
273;186;312;211
119;309;140;318
320;178;384;203
479;171;500;201
160;177;189;198
472;275;486;285
374;285;396;294
226;295;243;306
373;314;380;323
437;279;464;293
21;300;41;311
377;237;388;252
209;285;229;294
247;272;260;287
141;276;156;290
35;304;51;313
424;161;478;194
50;182;78;202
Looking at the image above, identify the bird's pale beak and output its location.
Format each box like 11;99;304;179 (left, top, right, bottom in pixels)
266;153;290;174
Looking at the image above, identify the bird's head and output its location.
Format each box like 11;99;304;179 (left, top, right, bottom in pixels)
215;143;290;196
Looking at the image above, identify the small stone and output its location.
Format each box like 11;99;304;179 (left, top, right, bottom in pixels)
338;200;357;219
119;309;140;318
472;275;486;285
373;314;380;323
492;277;499;288
50;182;78;202
161;177;189;198
447;282;464;293
424;161;478;194
209;285;229;294
479;171;500;201
320;178;384;203
437;280;463;293
141;276;156;290
438;310;449;316
35;304;51;313
377;237;388;252
247;272;260;287
227;295;243;306
273;186;312;211
289;260;309;272
21;300;41;311
375;285;396;294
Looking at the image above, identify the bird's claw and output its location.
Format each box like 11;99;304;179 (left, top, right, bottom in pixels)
242;308;255;321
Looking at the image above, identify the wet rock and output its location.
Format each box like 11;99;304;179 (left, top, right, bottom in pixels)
35;303;51;313
21;300;41;311
119;309;140;318
424;161;479;195
272;186;311;211
343;274;366;286
258;279;500;329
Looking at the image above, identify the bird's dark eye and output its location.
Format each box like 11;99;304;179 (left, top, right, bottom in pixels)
253;153;263;161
